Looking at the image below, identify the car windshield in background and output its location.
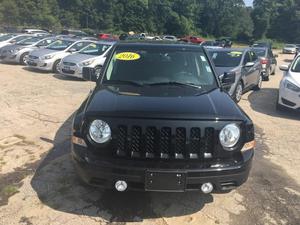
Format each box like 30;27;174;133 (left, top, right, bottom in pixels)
291;57;300;73
252;49;266;57
79;43;111;56
46;40;74;50
17;37;42;45
11;36;29;42
104;48;217;90
0;34;14;42
209;51;243;67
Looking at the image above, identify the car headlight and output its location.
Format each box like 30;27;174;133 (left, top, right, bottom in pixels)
81;59;95;66
285;80;300;92
44;54;54;60
89;120;111;144
219;124;240;149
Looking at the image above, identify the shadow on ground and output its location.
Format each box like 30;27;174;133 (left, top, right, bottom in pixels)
52;74;85;82
248;87;300;120
22;66;52;74
31;114;213;223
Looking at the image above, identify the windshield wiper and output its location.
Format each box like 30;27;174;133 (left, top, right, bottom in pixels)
103;80;144;87
148;82;201;89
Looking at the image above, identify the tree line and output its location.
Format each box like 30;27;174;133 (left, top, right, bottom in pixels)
0;0;299;42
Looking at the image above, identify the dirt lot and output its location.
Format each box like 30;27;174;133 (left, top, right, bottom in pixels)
0;52;299;225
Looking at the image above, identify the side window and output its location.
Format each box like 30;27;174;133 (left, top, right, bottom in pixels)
243;52;251;65
269;50;274;58
73;42;90;51
250;51;258;61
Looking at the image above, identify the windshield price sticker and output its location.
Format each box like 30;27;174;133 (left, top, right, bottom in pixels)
116;52;141;61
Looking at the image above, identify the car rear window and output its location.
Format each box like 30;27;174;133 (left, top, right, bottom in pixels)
209;51;243;67
104;47;217;90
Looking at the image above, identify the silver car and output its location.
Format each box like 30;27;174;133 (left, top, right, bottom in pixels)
59;41;115;78
283;44;297;54
0;36;56;65
0;34;33;49
207;48;262;102
27;38;93;73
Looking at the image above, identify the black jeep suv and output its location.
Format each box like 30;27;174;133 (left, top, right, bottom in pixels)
71;42;255;193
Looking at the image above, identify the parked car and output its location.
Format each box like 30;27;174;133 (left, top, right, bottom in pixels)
98;33;118;41
22;28;49;35
277;57;300;111
58;41;115;79
201;40;221;47
282;44;297;54
0;36;56;65
252;47;278;81
162;35;178;41
216;37;232;48
61;29;88;37
0;34;32;49
252;42;272;49
207;48;262;102
27;39;93;73
180;36;204;44
72;41;255;193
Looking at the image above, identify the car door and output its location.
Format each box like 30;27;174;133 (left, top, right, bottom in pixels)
242;51;254;88
249;51;261;85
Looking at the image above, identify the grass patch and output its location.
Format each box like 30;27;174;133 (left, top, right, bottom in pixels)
1;185;19;197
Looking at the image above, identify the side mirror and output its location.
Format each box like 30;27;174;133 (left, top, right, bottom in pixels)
279;65;289;71
82;67;100;82
220;72;235;86
68;48;77;53
244;62;255;67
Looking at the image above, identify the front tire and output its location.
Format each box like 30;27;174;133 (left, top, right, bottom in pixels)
52;59;61;73
19;52;29;65
234;81;243;103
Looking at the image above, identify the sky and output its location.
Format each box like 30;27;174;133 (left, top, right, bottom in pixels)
244;0;253;6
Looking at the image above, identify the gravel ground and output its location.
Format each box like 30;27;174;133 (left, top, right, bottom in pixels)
0;52;299;225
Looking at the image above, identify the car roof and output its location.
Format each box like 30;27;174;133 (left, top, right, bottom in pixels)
115;41;204;50
206;47;248;52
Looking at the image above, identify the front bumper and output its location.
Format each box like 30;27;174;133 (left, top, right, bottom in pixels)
26;57;54;71
278;87;300;110
72;145;253;192
58;63;83;78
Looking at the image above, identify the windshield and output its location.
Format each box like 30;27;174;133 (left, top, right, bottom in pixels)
11;36;30;43
209;50;243;67
103;48;217;90
36;38;55;47
0;34;15;42
79;43;111;56
252;49;266;57
46;40;74;50
291;57;300;73
17;37;42;45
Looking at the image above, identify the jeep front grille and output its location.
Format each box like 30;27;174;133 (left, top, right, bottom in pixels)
115;125;215;160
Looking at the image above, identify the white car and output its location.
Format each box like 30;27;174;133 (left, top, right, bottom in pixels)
0;36;56;65
282;44;297;54
58;41;115;78
0;34;33;49
277;57;300;111
27;39;93;73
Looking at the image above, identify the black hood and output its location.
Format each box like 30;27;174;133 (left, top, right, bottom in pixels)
84;85;247;121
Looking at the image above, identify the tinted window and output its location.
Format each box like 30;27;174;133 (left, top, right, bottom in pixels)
253;49;266;57
250;51;258;61
11;36;29;42
291;57;300;73
209;50;243;67
104;48;217;90
46;40;74;50
17;37;42;45
0;34;14;41
36;39;55;47
243;52;251;64
71;42;91;51
79;43;111;56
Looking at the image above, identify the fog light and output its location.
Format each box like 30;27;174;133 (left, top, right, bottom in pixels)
201;182;213;194
115;180;127;192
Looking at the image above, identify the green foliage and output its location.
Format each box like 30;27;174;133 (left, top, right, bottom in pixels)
0;0;298;43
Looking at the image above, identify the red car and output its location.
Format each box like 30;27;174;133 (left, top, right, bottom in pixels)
98;33;119;40
180;36;205;44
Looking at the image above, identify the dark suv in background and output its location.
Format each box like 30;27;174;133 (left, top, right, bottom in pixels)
71;42;255;193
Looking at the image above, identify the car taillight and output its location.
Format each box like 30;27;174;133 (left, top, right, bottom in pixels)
260;58;268;64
